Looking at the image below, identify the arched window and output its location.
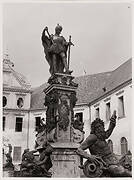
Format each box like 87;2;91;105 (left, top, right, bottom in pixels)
108;139;113;153
17;97;24;108
3;96;7;107
121;137;128;155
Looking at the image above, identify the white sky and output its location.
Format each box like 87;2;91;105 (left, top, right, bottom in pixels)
3;2;132;87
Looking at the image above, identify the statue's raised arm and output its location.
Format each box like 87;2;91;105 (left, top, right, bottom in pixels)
41;24;73;76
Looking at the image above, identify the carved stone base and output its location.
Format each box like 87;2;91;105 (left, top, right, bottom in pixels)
44;73;81;177
44;73;78;142
3;168;14;177
50;142;81;178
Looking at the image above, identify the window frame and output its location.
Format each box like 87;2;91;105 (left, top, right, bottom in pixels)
74;112;83;123
3;116;6;131
15;117;23;132
107;139;113;153
120;137;128;155
118;95;125;119
35;116;41;131
95;107;100;118
3;96;7;107
13;146;21;161
106;102;111;121
17;97;24;108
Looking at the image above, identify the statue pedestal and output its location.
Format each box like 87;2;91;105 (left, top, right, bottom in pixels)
3;168;14;177
50;142;80;178
44;73;78;143
44;73;83;177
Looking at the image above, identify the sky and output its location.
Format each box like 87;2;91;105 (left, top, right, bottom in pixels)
3;2;132;88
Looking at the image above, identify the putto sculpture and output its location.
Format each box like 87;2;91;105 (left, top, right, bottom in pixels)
41;24;74;75
76;111;132;177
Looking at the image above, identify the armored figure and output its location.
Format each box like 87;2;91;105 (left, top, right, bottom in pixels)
76;111;132;177
41;24;73;75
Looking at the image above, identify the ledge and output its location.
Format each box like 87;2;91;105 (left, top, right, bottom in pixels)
50;142;80;149
118;115;126;120
44;84;77;94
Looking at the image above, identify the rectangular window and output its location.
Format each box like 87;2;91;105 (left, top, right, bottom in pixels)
118;96;125;118
35;116;41;131
13;146;21;161
3;116;5;131
75;112;83;122
121;137;128;155
106;102;111;121
15;117;23;132
95;108;100;118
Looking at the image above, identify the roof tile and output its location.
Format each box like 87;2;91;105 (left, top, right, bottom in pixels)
30;59;132;109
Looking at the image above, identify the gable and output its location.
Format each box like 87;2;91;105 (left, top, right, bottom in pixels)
11;73;24;87
3;67;31;90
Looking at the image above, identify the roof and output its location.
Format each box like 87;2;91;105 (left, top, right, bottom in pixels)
74;71;112;105
89;58;132;104
30;58;132;109
3;56;31;90
30;83;49;109
105;58;132;91
11;69;31;90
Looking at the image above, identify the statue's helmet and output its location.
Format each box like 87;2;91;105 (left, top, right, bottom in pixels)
55;24;62;32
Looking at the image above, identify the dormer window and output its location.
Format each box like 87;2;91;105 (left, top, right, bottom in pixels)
3;96;7;107
17;97;24;108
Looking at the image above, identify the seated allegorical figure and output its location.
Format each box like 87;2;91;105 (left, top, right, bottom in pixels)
76;110;132;177
36;141;54;177
20;141;54;177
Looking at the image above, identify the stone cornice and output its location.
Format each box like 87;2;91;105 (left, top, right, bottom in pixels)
30;107;47;111
3;91;10;95
3;68;12;72
44;84;77;94
3;107;47;112
3;86;32;93
75;103;89;107
3;108;30;113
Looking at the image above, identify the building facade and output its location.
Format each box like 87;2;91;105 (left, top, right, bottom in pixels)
90;59;132;156
3;55;31;164
2;57;132;164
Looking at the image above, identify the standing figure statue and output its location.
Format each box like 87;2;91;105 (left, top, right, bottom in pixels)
41;24;73;75
3;144;14;170
76;111;132;177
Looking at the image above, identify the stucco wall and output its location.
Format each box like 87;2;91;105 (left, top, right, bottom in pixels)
74;105;90;139
28;110;46;149
90;84;132;155
3;89;31;164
